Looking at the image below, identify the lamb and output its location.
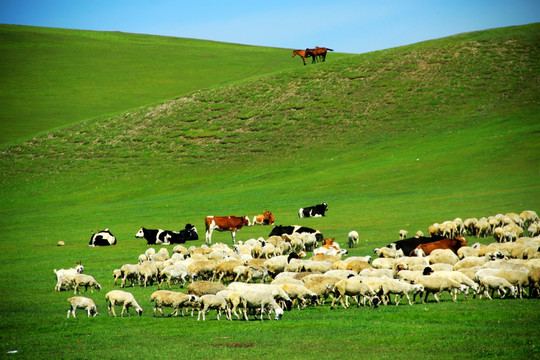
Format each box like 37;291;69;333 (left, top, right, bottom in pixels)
67;296;98;318
186;281;227;297
478;276;517;300
54;263;84;291
373;247;404;258
329;277;380;309
197;294;229;321
71;274;102;294
414;276;467;303
278;283;318;309
150;290;197;317
348;231;359;248
105;290;143;317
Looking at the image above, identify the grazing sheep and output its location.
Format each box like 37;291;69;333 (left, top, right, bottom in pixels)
348;231;359;248
113;269;122;286
428;249;459;265
150;290;197;317
186;281;227;297
478;276;517;300
371;257;398;270
330;277;380;309
474;268;529;298
245;266;269;283
54;263;84;292
138;261;159;287
67;296;98;318
105;290;143;317
302;275;342;305
299;260;333;273
72;274;101;294
345;260;372;274
159;264;196;289
264;252;301;277
528;268;540;298
380;279;425;306
453;254;495;270
216;290;246;320
359;268;393;279
172;244;189;257
396;269;424;284
429;271;479;297
214;260;245;283
374;247;404;258
197;294;228;321
278;283;318;309
187;260;218;281
120;264;140;288
414;276;467;303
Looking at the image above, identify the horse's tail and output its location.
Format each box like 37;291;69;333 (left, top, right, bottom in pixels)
327;48;334;51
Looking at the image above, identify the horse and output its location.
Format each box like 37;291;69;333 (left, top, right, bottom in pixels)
306;47;334;63
292;49;312;65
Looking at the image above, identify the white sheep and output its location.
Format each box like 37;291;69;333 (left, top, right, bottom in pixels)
159;264;195;289
105;290;143;317
213;259;245;282
380;278;424;306
474;268;529;298
302;275;342;305
71;274;102;294
234;287;284;321
329;277;380;309
478;276;517;300
428;249;459;265
359;268;393;279
187;260;218;281
216;290;246;320
429;271;479;297
244;266;269;283
371;257;398;270
278;283;318;309
414;276;467;303
112;269;122;286
399;230;408;240
186;280;227;297
299;260;333;273
150;290;197;317
374;247;404;258
197;294;228;321
120;264;140;288
344;255;372;264
67;296;98;318
138;261;159;287
265;253;301;277
348;231;359;247
54;263;84;291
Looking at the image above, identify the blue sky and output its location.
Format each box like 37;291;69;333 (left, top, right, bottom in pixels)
1;0;539;53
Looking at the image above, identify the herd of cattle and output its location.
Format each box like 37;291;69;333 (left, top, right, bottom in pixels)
61;207;540;320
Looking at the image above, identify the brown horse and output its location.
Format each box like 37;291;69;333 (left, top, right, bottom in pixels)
306;47;334;63
292;49;312;65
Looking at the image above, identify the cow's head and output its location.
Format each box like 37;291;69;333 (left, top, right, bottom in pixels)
243;216;251;227
135;228;145;238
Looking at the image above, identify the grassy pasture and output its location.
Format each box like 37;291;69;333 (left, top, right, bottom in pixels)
0;24;539;359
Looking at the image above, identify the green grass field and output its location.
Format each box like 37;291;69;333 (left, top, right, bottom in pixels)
0;23;539;359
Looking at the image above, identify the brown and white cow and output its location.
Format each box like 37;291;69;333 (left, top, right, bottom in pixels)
252;211;275;226
205;216;251;244
411;237;468;256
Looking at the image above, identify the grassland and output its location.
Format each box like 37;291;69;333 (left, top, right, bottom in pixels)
0;23;539;359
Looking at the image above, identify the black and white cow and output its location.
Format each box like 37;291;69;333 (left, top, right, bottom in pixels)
165;224;199;244
298;202;328;218
89;228;117;246
269;225;324;243
135;227;170;245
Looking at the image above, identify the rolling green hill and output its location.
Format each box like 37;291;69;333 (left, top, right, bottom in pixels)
0;24;338;144
0;24;539;359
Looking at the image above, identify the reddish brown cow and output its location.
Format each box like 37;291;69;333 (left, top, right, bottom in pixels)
411;237;468;256
252;211;275;226
205;216;251;244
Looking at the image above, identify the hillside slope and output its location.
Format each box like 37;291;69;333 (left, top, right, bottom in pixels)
0;24;326;144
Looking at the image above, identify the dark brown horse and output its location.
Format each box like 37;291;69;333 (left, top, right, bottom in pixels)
306;47;334;63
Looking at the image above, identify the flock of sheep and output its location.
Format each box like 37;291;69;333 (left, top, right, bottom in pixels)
57;209;540;320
